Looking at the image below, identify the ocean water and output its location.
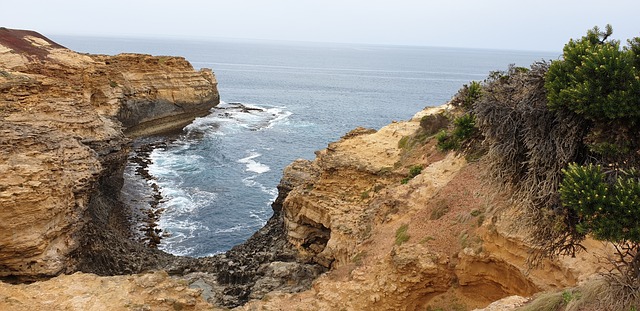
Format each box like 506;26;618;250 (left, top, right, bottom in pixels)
53;35;559;257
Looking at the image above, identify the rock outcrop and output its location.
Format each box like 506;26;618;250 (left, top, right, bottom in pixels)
0;28;615;311
239;106;609;311
0;28;218;279
0;271;218;311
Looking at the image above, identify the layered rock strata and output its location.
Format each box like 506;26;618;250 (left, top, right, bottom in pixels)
0;28;218;279
239;107;610;311
0;28;616;311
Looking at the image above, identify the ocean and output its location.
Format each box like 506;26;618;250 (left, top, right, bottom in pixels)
52;35;559;257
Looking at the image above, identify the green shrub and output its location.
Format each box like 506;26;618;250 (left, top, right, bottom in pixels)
560;163;640;242
452;114;476;141
401;165;423;184
436;114;477;151
465;81;482;108
451;80;483;110
545;25;640;121
408;165;423;178
436;129;458;151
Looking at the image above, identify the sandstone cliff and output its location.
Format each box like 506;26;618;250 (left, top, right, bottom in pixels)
0;28;219;279
238;106;609;311
0;28;612;311
0;98;608;310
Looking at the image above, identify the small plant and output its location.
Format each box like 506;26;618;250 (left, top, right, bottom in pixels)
430;200;449;220
451;80;483;110
401;165;423;184
464;81;482;108
409;165;423;177
360;190;370;200
109;80;118;88
395;224;410;245
561;290;581;304
452;113;476;141
436;113;477;151
398;135;410;149
436;129;458;151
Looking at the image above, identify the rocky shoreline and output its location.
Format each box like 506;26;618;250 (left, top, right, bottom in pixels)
124;140;170;248
0;28;326;308
115;136;326;307
1;28;614;311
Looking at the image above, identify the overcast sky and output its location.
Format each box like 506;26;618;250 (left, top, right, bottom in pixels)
2;0;638;51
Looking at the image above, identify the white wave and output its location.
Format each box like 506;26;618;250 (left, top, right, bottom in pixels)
241;176;258;188
213;224;251;234
149;146;204;177
156;185;217;216
263;107;293;130
238;152;270;174
157;218;206;256
185;101;292;135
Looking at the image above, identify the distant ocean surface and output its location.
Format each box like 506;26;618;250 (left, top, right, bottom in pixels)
53;35;559;257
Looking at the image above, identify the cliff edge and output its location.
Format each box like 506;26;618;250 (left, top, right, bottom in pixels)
0;28;219;279
0;29;613;311
238;106;609;311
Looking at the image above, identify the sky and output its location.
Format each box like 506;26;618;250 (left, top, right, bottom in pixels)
2;0;638;52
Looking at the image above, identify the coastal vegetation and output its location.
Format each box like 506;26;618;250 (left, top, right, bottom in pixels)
437;24;640;309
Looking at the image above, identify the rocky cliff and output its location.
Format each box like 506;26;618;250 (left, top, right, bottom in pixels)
237;106;609;311
0;28;218;279
0;101;608;310
0;28;612;311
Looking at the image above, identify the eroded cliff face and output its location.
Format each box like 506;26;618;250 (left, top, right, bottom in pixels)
239;106;609;311
0;28;219;279
0;271;218;311
0;28;611;311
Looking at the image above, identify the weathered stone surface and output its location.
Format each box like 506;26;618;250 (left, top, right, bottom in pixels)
0;28;219;279
0;271;219;311
0;28;321;310
239;106;610;311
0;28;616;311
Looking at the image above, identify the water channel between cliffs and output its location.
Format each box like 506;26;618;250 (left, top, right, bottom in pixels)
60;36;559;257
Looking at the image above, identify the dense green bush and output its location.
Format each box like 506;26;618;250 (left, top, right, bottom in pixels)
435;129;458;151
451;80;483;110
463;81;482;109
436;113;477;151
452;113;476;141
560;163;640;243
545;25;640;121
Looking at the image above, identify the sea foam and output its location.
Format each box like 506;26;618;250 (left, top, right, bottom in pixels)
238;152;270;174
